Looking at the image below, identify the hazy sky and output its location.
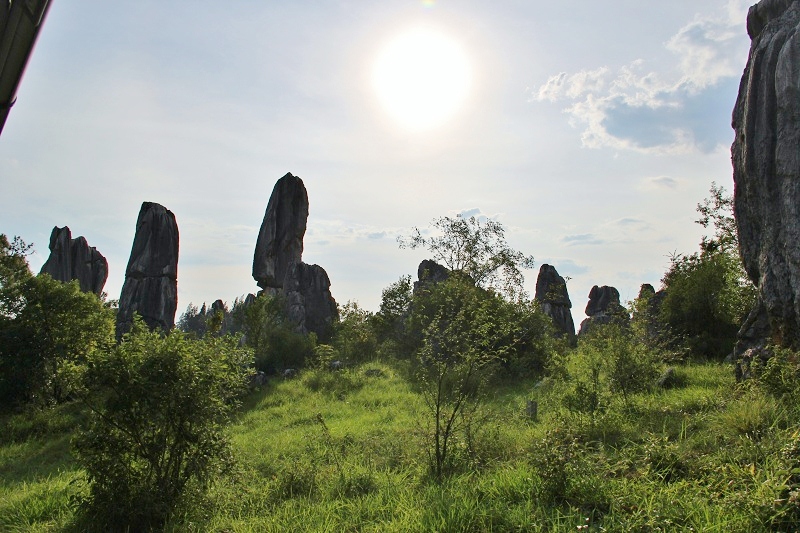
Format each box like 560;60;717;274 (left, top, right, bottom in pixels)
0;0;753;322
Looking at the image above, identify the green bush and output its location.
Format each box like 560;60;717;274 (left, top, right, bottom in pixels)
72;324;250;531
231;293;314;372
0;274;115;407
332;300;378;364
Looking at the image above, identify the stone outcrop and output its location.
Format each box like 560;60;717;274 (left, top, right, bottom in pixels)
284;262;338;338
116;202;179;339
413;259;451;294
732;0;800;349
533;264;575;341
578;285;628;336
253;173;308;290
252;173;337;339
39;226;108;295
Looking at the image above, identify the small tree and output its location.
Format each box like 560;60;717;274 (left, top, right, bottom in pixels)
412;275;499;478
332;300;378;363
231;293;314;372
0;234;33;318
411;275;553;478
73;323;250;531
0;239;115;407
658;184;755;357
398;215;535;300
372;275;413;347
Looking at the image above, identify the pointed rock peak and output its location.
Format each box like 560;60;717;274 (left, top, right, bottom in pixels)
253;172;309;290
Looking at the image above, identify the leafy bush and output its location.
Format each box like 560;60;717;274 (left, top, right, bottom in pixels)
332;300;378;364
658;184;756;358
72;324;250;531
0;274;115;407
231;293;314;372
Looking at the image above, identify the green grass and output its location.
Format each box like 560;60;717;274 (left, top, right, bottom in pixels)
2;360;799;531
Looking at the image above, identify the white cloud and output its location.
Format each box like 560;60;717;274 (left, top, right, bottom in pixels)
531;1;749;154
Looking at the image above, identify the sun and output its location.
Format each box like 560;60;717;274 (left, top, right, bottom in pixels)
372;27;471;131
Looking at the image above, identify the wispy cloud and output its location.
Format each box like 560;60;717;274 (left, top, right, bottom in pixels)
530;0;749;154
644;176;681;190
562;233;605;246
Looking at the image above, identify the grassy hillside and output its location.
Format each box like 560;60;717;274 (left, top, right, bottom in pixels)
2;357;799;532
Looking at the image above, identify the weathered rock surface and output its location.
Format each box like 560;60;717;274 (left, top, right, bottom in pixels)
413;259;451;294
578;285;628;336
732;0;800;348
533;264;575;340
283;262;338;340
40;226;108;294
253;173;308;290
251;173;337;339
117;202;179;339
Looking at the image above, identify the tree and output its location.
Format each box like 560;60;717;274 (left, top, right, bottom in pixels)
398;215;534;300
332;300;377;364
372;275;413;344
0;233;33;318
410;275;555;478
230;293;314;372
658;184;756;357
0;236;115;407
73;323;250;531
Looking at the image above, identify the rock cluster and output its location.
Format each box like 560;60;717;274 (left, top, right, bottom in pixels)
116;202;179;339
578;285;628;336
732;0;800;349
39;226;108;294
533;264;575;341
252;173;337;339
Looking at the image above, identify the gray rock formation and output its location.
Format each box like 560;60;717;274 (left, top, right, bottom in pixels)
253;172;308;290
413;259;451;294
116;202;179;339
578;285;628;336
533;264;575;340
40;226;108;295
732;0;800;349
283;262;338;340
252;173;337;339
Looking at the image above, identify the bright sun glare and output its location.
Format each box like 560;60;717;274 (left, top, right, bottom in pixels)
373;27;471;131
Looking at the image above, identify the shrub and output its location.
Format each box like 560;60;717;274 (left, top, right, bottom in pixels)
72;324;250;531
0;274;115;407
332;300;378;364
231;293;314;372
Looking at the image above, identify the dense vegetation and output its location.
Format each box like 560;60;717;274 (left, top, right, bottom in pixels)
0;189;797;531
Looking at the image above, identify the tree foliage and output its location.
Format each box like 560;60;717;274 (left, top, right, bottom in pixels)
410;275;555;478
0;236;115;407
658;184;756;357
0;233;33;318
73;323;250;531
332;300;378;364
398;215;534;300
230;293;314;372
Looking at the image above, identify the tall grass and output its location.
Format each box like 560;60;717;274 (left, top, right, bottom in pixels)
2;359;798;531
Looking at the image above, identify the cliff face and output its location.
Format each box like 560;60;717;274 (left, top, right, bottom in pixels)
732;0;800;347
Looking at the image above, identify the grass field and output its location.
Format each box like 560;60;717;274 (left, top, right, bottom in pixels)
2;358;799;532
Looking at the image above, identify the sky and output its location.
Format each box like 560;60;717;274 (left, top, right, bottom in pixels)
0;0;754;324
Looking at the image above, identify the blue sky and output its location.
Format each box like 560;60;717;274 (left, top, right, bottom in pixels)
0;0;752;321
